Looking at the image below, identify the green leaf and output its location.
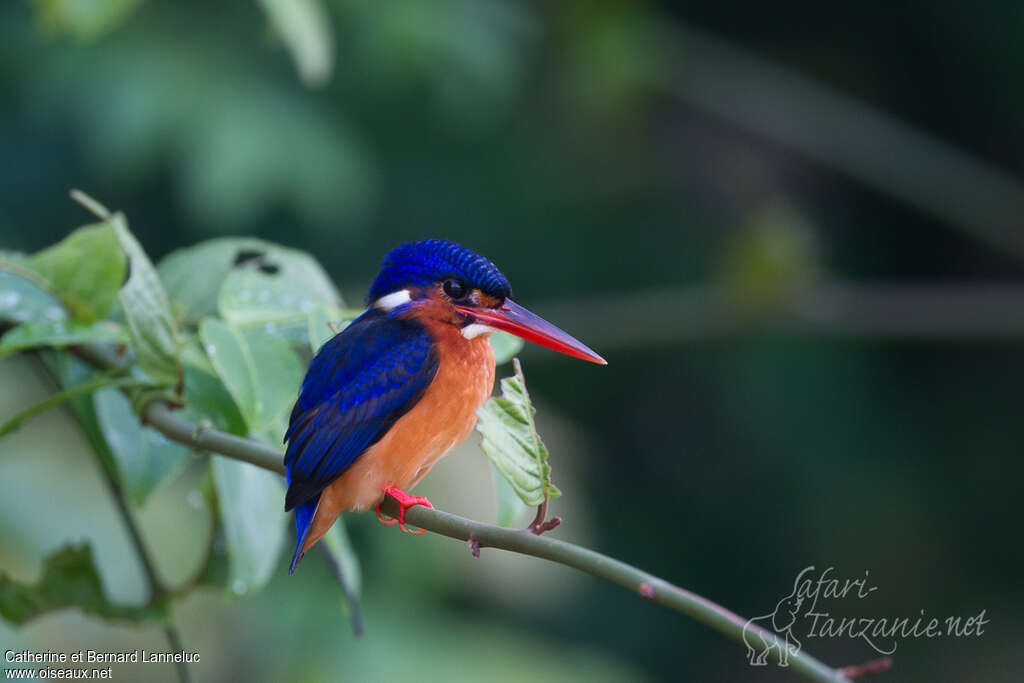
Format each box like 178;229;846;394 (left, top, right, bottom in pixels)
489;331;524;366
0;267;66;325
242;326;305;433
198;318;302;435
210;456;287;595
321;517;362;633
31;0;145;40
307;304;351;353
0;320;128;360
93;388;192;506
108;211;181;387
180;343;248;436
157;237;343;325
307;304;334;353
190;473;231;591
218;254;341;326
158;238;265;322
42;351;120;481
195;524;231;591
238;313;344;348
0;371;140;439
0;544;166;625
492;461;531;528
476;358;561;508
257;0;335;87
199;319;257;426
23;223;127;323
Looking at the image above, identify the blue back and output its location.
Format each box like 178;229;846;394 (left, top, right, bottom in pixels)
367;239;511;302
284;307;439;512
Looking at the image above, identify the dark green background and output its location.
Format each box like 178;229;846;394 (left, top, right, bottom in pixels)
1;2;1020;681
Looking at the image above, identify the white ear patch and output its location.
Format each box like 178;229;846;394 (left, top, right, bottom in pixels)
461;323;497;339
374;289;412;311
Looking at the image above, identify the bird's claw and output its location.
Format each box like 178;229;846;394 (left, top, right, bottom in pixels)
376;486;433;534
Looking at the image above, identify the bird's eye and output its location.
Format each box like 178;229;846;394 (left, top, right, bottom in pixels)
443;278;468;300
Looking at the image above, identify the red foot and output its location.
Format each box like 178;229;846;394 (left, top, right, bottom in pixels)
375;486;433;534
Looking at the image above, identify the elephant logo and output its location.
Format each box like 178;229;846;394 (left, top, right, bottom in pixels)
742;568;813;667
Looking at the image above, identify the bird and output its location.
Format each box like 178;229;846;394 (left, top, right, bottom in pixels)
284;239;605;573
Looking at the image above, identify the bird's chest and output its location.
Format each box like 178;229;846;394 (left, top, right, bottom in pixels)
335;333;495;509
405;334;496;466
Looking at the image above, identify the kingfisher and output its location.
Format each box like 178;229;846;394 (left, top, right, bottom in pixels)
284;239;605;573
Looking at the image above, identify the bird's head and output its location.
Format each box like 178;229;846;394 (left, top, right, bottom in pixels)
367;239;605;364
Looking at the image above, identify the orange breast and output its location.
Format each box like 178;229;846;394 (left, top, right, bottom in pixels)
301;325;495;552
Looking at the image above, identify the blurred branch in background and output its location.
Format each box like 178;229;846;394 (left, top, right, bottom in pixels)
536;282;1024;352
662;24;1024;261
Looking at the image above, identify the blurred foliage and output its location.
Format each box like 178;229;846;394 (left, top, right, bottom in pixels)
719;201;823;314
31;0;144;40
2;0;1024;681
0;544;166;625
0;200;537;657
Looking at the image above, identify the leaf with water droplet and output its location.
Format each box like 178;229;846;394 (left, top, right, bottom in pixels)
0;267;66;326
159;238;347;355
198;318;302;434
22;223;127;323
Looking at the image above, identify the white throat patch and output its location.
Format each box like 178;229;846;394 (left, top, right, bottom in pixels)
374;289;412;311
461;323;497;339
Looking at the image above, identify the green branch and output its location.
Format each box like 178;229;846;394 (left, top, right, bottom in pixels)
72;343;857;681
0;373;145;437
136;409;846;681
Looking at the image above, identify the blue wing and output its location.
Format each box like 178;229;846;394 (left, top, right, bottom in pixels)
284;307;439;571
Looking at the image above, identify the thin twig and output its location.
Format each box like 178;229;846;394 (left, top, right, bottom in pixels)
86;419;194;683
30;355;191;683
527;499;561;535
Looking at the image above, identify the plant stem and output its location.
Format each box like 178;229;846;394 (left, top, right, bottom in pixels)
0;374;146;437
137;402;846;682
30;354;191;683
98;467;192;683
73;345;849;681
382;498;841;681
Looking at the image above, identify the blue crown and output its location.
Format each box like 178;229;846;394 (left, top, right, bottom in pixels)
367;239;512;303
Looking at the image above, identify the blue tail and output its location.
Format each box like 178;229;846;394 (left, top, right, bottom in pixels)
289;495;320;574
288;462;320;575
